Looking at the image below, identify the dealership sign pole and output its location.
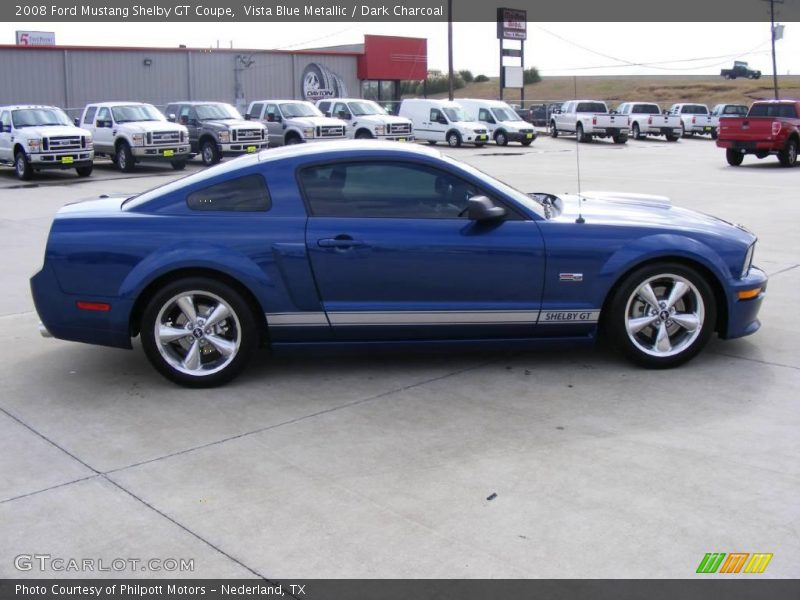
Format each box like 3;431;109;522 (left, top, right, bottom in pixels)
496;8;527;105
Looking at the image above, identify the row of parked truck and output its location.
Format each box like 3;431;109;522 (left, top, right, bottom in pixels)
1;95;791;180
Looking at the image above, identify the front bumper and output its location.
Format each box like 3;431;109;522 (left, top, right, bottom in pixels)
220;141;268;156
722;265;768;340
376;135;415;142
29;152;93;169
132;145;191;160
507;131;536;143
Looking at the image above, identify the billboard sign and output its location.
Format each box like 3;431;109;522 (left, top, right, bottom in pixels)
497;8;527;40
16;31;56;46
301;62;348;101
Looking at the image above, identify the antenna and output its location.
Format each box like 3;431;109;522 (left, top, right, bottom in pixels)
573;76;585;224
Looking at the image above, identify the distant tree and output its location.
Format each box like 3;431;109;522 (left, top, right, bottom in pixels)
414;70;466;96
459;69;474;83
474;74;490;83
523;67;542;84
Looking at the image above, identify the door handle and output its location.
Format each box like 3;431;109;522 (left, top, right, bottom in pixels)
318;236;367;249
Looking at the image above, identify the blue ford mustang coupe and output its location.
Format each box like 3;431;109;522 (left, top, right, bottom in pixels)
31;142;766;386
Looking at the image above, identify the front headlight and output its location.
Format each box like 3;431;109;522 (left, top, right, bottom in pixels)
218;131;230;143
741;243;755;278
85;135;93;147
27;139;41;152
131;134;145;146
303;127;315;138
374;125;386;136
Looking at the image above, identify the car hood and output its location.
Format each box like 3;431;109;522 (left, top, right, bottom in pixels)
455;121;487;130
23;125;90;138
289;116;343;127
552;190;754;240
119;122;186;134
353;115;410;125
204;119;263;130
499;120;533;130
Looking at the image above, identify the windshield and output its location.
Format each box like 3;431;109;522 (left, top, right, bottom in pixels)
492;107;521;122
443;107;469;122
576;102;608;113
12;108;72;128
195;103;241;120
722;105;748;115
111;104;165;123
348;101;385;116
280;102;321;118
439;153;545;218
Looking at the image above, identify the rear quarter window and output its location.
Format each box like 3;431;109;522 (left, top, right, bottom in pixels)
186;174;271;212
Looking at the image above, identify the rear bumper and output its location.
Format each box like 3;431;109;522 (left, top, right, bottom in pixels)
645;126;682;136
688;125;716;134
722;266;768;340
31;263;133;349
591;127;629;136
716;139;777;152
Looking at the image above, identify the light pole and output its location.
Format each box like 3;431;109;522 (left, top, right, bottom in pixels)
447;0;454;101
762;0;784;99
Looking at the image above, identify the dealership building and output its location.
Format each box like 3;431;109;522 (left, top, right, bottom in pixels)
0;34;427;117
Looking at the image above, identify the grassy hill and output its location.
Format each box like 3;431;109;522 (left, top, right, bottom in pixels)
432;75;800;108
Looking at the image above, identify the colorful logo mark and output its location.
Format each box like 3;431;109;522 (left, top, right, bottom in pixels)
696;552;773;574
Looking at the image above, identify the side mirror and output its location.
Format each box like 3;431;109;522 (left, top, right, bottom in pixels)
1;124;9;133
167;113;176;122
188;118;198;127
467;196;506;221
73;117;80;126
337;111;351;120
266;114;275;122
244;113;252;120
437;116;448;125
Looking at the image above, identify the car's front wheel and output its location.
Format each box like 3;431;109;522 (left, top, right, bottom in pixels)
14;151;32;180
116;142;135;172
140;277;258;387
447;131;462;148
201;139;221;166
607;263;716;368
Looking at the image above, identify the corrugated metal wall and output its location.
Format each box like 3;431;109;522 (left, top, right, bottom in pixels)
0;48;360;118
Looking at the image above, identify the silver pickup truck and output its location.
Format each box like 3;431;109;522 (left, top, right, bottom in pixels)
616;102;682;142
550;100;629;144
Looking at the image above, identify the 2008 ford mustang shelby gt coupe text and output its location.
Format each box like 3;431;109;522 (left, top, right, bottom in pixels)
31;142;766;386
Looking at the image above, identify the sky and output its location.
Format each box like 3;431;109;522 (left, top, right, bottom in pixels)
2;21;796;77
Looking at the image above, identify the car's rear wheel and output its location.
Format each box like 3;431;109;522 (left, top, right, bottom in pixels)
14;151;32;180
576;123;590;143
140;277;258;387
778;138;798;167
632;122;642;140
201;139;221;166
550;122;558;138
608;263;716;368
75;166;93;177
666;134;679;142
726;149;744;166
711;128;719;140
613;134;628;144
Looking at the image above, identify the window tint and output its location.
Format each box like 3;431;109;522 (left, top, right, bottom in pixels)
681;105;708;115
96;107;110;123
577;102;607;113
430;108;443;122
186;174;271;212
748;103;797;118
265;104;279;121
633;104;660;114
1;111;11;129
723;105;747;115
83;106;97;124
478;108;494;122
300;161;482;219
333;102;348;117
249;103;264;119
318;101;330;114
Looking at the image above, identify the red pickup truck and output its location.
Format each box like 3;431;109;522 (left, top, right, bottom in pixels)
716;100;800;167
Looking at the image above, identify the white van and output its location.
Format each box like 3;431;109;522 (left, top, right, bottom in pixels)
457;99;535;146
398;99;488;147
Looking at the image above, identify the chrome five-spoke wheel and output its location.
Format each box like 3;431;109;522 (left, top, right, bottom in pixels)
141;277;257;387
609;263;716;368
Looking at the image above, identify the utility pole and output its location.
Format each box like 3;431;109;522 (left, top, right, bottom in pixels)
447;0;454;101
762;0;784;99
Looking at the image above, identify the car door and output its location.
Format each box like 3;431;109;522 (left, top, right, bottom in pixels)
556;102;572;131
179;105;201;149
264;103;283;146
92;107;114;153
477;107;496;135
0;111;11;162
428;108;447;141
301;159;545;341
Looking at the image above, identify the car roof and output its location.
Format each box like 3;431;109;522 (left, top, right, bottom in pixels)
0;104;61;111
166;101;233;105
250;99;311;104
258;139;442;164
87;101;151;107
457;99;509;107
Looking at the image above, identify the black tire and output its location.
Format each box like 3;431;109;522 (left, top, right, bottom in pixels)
171;160;187;170
613;134;628;144
632;122;642;140
521;139;533;146
446;131;462;148
576;123;589;143
427;140;438;145
116;141;135;172
201;139;221;166
75;166;93;177
494;130;508;146
711;128;718;140
778;138;798;167
285;134;302;145
14;150;32;180
726;149;744;166
140;277;258;387
606;263;716;369
550;121;558;138
355;129;373;140
666;135;679;142
681;123;688;139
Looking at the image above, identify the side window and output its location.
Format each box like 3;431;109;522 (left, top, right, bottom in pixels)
1;111;10;130
264;104;279;122
318;101;330;115
83;106;97;124
164;104;177;118
178;105;191;123
186;174;271;212
430;108;443;122
300;161;484;219
96;107;110;123
249;103;264;120
478;108;493;122
333;102;348;118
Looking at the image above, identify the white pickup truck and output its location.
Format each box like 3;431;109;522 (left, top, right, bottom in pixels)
0;105;94;180
616;102;682;142
316;98;413;141
79;102;190;172
550;100;629;143
668;103;716;138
